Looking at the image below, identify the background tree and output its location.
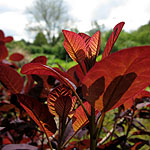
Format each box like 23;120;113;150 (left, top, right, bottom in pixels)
131;22;150;44
34;32;48;46
26;0;70;44
88;20;105;36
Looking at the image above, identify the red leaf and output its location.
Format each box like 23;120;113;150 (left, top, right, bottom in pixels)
24;56;47;94
31;56;47;65
123;98;134;110
0;64;24;93
124;90;150;110
47;85;72;117
136;90;150;99
2;137;12;144
1;60;19;69
17;94;57;137
102;22;125;59
0;46;8;61
78;32;90;42
67;65;79;85
63;30;87;63
79;32;101;70
4;36;13;43
87;31;101;59
54;67;77;87
25;75;51;98
39;75;56;91
21;63;77;91
76;139;91;149
0;30;5;39
0;30;13;43
78;32;91;51
55;95;72;118
72;102;91;132
82;46;150;112
24;75;34;94
0;103;19;112
9;53;24;61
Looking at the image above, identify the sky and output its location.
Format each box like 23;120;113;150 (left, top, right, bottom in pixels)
0;0;150;41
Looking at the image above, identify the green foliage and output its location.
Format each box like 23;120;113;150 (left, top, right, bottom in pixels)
112;31;141;51
131;24;150;44
6;40;27;50
27;42;71;61
42;45;52;54
27;45;44;54
34;32;48;46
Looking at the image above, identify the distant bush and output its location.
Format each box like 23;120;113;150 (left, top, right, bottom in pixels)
42;42;71;61
51;41;69;60
27;45;43;54
42;44;52;54
6;40;26;50
33;32;48;46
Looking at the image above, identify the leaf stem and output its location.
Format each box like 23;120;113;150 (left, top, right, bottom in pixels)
61;128;80;149
58;117;66;150
126;104;136;138
90;106;96;150
123;101;136;147
42;125;53;150
110;108;121;140
95;111;105;142
74;91;90;120
97;117;124;146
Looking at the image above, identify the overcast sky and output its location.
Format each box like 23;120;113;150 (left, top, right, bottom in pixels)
0;0;150;41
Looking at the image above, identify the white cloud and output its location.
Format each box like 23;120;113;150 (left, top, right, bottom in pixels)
0;12;27;39
66;0;150;32
66;0;111;32
0;0;33;11
0;0;149;41
0;0;34;41
97;0;150;31
92;0;126;20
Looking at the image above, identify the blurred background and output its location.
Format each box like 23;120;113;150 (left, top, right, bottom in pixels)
0;0;150;68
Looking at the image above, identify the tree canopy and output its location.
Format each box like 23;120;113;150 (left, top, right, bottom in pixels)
34;32;48;46
27;0;70;44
